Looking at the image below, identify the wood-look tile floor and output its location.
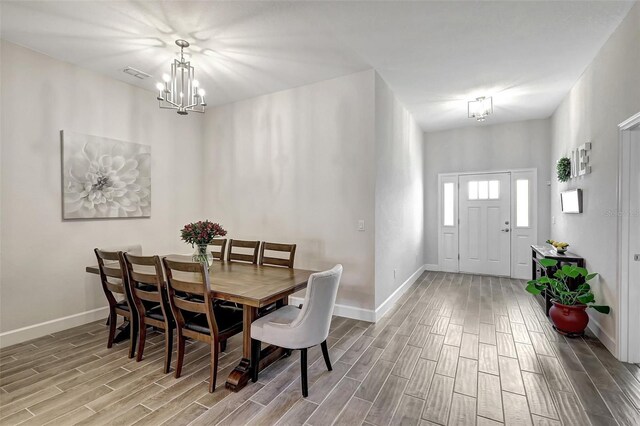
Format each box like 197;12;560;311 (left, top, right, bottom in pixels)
2;272;640;426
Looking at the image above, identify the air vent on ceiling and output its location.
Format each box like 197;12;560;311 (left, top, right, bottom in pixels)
122;67;151;79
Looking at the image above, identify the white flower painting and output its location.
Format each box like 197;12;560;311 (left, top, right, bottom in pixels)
61;131;151;219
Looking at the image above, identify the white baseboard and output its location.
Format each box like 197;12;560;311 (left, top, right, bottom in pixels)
425;263;440;271
374;265;426;321
288;295;376;322
0;306;109;348
587;316;617;358
289;265;428;324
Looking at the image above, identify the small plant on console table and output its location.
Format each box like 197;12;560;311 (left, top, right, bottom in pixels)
525;259;609;336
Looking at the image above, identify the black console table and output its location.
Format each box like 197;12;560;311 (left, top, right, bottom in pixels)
531;245;585;315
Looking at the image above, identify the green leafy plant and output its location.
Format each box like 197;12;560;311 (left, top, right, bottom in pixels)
526;259;610;314
557;157;571;182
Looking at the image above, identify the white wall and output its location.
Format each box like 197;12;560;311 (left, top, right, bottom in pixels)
0;47;427;342
550;2;640;353
0;41;204;343
374;74;424;309
202;70;377;312
423;119;552;265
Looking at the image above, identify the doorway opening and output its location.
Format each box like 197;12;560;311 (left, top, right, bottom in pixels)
438;169;537;279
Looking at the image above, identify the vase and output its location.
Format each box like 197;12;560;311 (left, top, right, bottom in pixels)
192;244;212;267
549;300;589;336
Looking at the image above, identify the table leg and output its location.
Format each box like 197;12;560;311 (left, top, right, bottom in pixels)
276;296;288;309
225;305;288;392
226;306;257;391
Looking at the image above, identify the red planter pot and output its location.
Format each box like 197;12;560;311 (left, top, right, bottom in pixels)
549;300;589;336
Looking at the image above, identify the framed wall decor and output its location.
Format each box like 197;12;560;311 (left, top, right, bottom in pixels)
61;131;151;219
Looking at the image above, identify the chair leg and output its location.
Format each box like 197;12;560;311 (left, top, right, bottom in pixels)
107;308;117;348
175;331;186;378
209;338;219;393
136;319;147;362
321;340;332;371
251;339;261;383
163;326;173;374
128;315;138;359
220;339;227;352
300;348;308;397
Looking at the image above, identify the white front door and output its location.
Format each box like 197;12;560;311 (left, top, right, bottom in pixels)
459;173;511;276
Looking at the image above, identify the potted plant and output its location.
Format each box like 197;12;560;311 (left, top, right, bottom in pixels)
180;220;227;266
525;259;610;336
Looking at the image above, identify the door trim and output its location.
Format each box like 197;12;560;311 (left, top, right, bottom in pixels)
617;112;640;362
437;168;538;278
437;173;459;272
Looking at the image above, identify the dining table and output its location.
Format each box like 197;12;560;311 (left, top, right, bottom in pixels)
86;255;317;392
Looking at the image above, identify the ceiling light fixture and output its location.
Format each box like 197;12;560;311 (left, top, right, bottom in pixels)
468;96;493;122
156;39;206;115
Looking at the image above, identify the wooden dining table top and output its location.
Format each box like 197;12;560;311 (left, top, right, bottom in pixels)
86;255;317;308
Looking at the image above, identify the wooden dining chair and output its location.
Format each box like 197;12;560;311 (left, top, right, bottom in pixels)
259;242;297;268
251;265;343;397
227;239;260;264
210;238;228;261
162;258;244;392
94;248;137;358
123;253;174;373
257;242;298;314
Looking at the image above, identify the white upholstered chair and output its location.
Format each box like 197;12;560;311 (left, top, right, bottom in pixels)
250;264;343;397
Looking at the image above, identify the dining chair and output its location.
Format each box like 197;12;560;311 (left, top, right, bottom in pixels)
94;248;137;358
210;238;228;261
250;264;343;397
257;242;298;314
162;258;244;392
227;239;260;264
259;242;297;268
123;253;174;373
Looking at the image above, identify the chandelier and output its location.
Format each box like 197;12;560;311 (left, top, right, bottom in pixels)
155;40;206;115
468;96;493;122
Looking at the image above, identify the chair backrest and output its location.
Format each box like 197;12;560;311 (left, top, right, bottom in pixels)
162;258;219;335
259;242;296;268
94;248;127;300
290;265;343;345
123;253;170;320
210;239;228;261
227;239;260;264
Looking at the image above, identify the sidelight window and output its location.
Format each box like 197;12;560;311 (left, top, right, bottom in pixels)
443;182;455;226
516;179;530;227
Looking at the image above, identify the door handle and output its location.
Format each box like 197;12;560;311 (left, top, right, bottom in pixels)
501;228;510;233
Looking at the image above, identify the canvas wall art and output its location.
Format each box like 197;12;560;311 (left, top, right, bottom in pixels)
61;131;151;219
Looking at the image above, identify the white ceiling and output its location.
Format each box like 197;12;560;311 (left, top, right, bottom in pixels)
0;1;634;132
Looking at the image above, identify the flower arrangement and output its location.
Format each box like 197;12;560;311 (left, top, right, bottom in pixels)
180;220;227;247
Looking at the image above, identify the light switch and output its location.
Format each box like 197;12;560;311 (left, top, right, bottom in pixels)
358;220;365;231
552;216;556;225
